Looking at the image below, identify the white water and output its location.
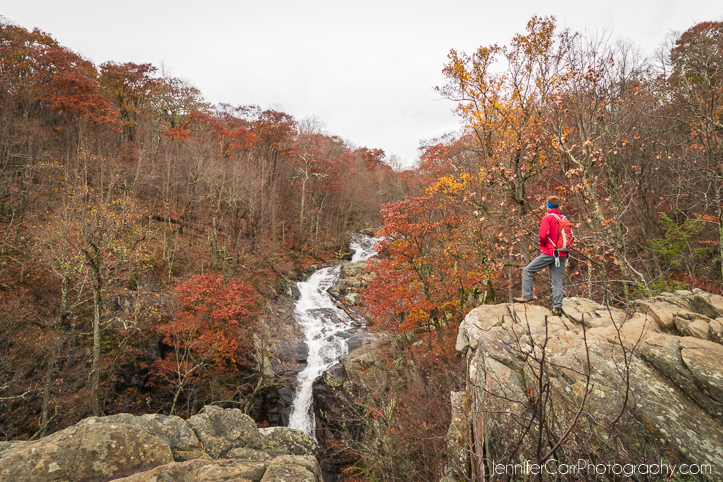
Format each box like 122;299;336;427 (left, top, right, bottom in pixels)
287;235;378;437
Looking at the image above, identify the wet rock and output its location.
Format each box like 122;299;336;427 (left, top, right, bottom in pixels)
187;405;263;458
272;359;307;375
271;341;309;376
275;342;309;363
280;407;292;427
0;422;173;481
346;331;383;353
328;254;376;308
341;260;368;278
278;386;293;405
324;362;345;386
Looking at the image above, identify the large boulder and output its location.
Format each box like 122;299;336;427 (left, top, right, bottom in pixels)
112;458;269;482
0;406;327;482
187;405;263;459
640;334;723;418
258;426;317;457
78;412;206;461
260;455;322;482
0;422;173;481
451;290;723;481
227;447;274;462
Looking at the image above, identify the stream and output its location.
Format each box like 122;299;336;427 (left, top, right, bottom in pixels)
287;234;378;438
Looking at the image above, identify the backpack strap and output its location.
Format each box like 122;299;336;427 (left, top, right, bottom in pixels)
546;212;562;248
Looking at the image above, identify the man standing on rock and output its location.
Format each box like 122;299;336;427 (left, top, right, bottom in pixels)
513;196;568;316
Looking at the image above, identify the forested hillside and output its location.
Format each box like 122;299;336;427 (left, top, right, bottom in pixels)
0;19;405;440
2;14;723;482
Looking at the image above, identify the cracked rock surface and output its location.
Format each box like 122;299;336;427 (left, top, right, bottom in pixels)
0;407;321;482
447;289;723;482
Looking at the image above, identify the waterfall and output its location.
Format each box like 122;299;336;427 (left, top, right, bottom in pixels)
287;234;378;437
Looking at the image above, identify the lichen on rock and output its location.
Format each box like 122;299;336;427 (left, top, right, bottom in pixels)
187;405;263;459
446;290;723;481
0;422;173;482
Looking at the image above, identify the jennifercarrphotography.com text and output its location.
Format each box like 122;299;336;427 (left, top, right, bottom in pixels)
491;459;713;478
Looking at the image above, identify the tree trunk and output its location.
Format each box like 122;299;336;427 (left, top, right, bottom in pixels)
40;339;58;437
716;168;723;280
91;274;102;417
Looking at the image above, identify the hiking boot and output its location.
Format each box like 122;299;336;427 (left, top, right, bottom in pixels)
551;307;563;317
513;297;533;304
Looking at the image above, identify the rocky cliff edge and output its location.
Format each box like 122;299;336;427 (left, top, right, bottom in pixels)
445;289;723;481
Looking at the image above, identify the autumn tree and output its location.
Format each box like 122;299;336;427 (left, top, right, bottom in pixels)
437;16;570;216
150;273;260;415
0;20;116;226
545;34;657;300
364;176;496;337
249;109;297;245
32;191;90;433
55;154;148;416
433;16;580;308
664;22;723;279
99;61;158;146
291;132;347;250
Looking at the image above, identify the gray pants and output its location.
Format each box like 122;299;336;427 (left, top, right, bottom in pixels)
522;254;565;308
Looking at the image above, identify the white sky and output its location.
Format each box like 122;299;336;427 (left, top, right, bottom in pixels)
1;1;721;166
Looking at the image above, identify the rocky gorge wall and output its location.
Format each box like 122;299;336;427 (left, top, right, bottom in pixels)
444;290;723;481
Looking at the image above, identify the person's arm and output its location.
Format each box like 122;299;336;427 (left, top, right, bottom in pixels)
539;215;551;246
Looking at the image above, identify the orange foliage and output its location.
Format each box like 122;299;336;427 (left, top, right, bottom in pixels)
364;188;496;334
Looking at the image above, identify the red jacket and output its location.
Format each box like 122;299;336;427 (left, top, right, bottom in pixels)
539;209;567;257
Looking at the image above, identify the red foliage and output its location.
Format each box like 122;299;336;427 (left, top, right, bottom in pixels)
190;110;259;158
161;125;190;140
292;133;346;192
355;147;386;170
152;273;260;383
0;22;118;127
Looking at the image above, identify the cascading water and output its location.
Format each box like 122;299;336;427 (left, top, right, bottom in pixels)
287;234;378;437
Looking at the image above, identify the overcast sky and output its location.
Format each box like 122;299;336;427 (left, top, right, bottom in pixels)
1;1;721;166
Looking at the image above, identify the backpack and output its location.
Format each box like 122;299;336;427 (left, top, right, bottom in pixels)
547;213;575;252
